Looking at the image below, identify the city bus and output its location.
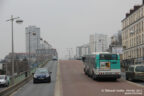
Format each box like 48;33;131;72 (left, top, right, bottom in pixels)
82;52;121;80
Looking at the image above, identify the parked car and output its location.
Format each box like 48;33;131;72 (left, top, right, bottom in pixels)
126;64;144;81
0;75;10;87
33;68;52;83
52;56;58;61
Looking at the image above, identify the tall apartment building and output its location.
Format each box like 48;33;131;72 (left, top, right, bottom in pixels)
122;1;144;65
89;34;110;53
25;26;41;53
76;44;90;59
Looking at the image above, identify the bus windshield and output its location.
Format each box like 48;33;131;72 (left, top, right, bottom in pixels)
100;54;118;60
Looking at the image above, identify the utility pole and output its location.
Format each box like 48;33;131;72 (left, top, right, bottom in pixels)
32;32;39;66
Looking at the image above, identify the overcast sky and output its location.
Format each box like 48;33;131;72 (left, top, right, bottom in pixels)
0;0;142;59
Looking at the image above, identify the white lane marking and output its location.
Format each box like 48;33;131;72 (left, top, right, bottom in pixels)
54;61;63;96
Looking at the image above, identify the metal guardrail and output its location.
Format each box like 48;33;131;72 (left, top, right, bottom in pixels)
0;59;49;96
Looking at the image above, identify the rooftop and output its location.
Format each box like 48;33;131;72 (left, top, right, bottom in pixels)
122;0;144;21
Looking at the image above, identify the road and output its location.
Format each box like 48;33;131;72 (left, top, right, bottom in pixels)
0;85;7;91
60;60;144;96
135;81;144;86
11;60;57;96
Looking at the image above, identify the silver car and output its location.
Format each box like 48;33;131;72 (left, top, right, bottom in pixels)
126;64;144;81
0;75;10;87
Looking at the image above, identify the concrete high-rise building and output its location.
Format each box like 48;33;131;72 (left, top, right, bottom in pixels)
26;26;41;53
89;34;110;53
76;44;90;59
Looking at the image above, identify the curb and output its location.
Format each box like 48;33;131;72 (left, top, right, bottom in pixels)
121;79;144;88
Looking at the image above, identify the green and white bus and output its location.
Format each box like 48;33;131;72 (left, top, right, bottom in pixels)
82;52;121;80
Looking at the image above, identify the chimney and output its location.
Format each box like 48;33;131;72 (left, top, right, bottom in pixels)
126;13;130;17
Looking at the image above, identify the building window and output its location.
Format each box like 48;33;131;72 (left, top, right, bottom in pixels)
141;22;143;32
140;48;141;57
142;21;143;32
142;8;143;17
142;34;144;43
137;48;138;58
139;35;141;44
139;23;141;33
143;48;144;57
135;13;136;21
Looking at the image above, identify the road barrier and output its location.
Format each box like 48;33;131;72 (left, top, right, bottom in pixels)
0;59;49;96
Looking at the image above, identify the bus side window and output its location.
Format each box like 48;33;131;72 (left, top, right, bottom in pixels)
89;57;91;66
88;57;89;65
94;58;96;68
93;58;96;68
95;59;97;68
90;57;94;68
89;57;91;67
90;57;93;67
90;58;93;67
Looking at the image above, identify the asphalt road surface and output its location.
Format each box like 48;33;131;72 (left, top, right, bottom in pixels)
60;60;144;96
135;81;144;86
12;61;57;96
0;85;7;91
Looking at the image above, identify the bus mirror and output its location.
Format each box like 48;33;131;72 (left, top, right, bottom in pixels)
82;57;86;62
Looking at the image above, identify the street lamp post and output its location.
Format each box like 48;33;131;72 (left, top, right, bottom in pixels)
6;15;23;84
44;40;47;60
28;32;36;68
28;31;31;68
32;32;40;66
40;38;45;61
